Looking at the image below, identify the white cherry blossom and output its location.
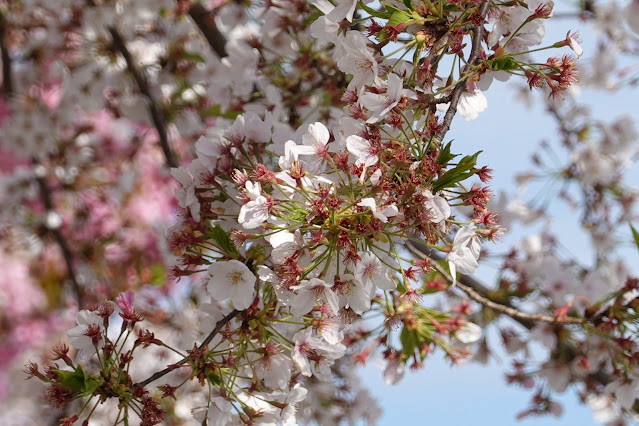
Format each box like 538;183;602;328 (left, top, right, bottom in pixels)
357;198;398;223
421;189;450;223
238;181;271;229
458;88;488;121
290;278;339;316
455;322;482;344
292;327;345;380
335;32;379;88
359;73;405;123
353;251;395;291
170;167;201;222
335;273;372;315
207;260;256;311
346;135;378;167
446;225;481;286
67;309;103;352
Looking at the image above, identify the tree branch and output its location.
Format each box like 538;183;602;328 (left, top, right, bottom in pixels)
33;165;84;307
404;239;632;396
437;1;490;142
133;309;240;388
405;241;587;325
0;12;13;97
108;26;179;169
187;3;228;58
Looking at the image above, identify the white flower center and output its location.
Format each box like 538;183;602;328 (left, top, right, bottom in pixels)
228;271;243;285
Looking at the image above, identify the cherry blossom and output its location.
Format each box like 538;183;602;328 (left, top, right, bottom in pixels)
67;310;103;352
290;278;339;317
357;198;398;223
446;225;481;286
238;181;271;229
346;135;378;168
207;260;256;311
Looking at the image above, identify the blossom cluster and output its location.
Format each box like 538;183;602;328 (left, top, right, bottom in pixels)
4;0;639;425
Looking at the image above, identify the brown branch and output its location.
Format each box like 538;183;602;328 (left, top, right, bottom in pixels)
0;12;13;97
133;309;240;388
437;1;491;142
405;241;586;325
187;3;228;58
33;165;84;307
184;2;264;104
405;241;639;413
108;26;179;169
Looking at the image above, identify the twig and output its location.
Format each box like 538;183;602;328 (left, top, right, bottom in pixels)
405;241;586;325
187;3;228;58
0;12;13;97
437;1;491;142
33;165;84;307
405;240;634;403
133;309;240;388
108;26;179;169
183;2;263;103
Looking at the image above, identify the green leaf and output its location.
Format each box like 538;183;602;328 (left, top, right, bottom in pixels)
432;151;482;192
403;0;414;8
150;263;167;286
359;1;393;19
284;208;308;223
182;51;205;63
436;141;458;165
83;376;102;395
396;279;407;294
54;367;85;392
487;55;519;72
400;327;418;357
631;223;639;252
54;365;102;394
203;105;241;120
387;10;413;27
210;225;240;257
206;371;223;387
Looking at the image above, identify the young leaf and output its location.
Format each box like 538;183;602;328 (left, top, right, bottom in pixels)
204;105;242;120
387;10;414;27
358;1;393;19
210;225;240;257
487;55;519;72
432;151;482;192
400;327;418;357
54;367;86;392
436;141;458;165
631;223;639;252
54;365;101;394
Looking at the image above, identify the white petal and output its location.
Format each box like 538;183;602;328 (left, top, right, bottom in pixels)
455;322;482;343
324;288;340;315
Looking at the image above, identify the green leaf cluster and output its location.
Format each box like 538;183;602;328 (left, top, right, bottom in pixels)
432;150;482;192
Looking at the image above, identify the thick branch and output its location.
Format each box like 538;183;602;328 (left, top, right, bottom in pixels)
188;3;228;58
0;12;13;97
437;1;490;142
34;166;84;307
134;309;240;388
108;27;179;169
